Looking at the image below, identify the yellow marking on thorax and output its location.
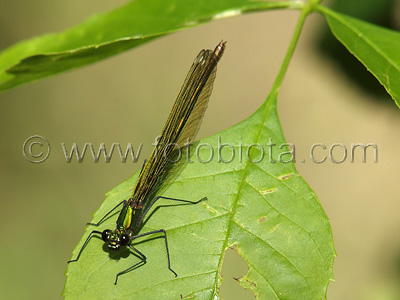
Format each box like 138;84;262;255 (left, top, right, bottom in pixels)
123;206;134;229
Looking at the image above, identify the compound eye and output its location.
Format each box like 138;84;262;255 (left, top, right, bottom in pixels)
102;229;112;242
120;234;129;246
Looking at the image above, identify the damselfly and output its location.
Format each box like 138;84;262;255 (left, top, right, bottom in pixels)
68;41;226;284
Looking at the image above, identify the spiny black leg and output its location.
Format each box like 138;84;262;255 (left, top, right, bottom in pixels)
138;196;207;225
134;229;177;277
87;200;126;226
68;230;102;263
115;245;147;285
154;195;207;206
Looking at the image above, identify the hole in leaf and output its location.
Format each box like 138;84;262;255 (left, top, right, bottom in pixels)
219;246;255;300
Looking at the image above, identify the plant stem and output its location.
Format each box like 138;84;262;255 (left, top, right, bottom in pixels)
270;3;312;95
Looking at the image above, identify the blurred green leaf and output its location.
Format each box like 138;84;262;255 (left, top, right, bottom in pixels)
318;7;400;107
315;0;397;100
0;0;289;93
64;93;335;299
323;0;396;22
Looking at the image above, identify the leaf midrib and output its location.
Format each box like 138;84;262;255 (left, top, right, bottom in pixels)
211;95;276;298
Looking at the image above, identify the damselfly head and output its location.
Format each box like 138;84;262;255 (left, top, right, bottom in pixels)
102;229;129;251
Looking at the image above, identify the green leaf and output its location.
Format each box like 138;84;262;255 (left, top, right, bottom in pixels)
318;6;400;107
63;93;335;299
0;0;289;93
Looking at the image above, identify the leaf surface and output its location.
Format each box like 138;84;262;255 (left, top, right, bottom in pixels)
64;92;335;299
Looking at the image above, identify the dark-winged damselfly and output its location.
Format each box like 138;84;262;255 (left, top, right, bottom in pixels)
68;41;226;284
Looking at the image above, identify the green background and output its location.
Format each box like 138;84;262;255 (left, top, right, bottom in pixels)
1;0;399;299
